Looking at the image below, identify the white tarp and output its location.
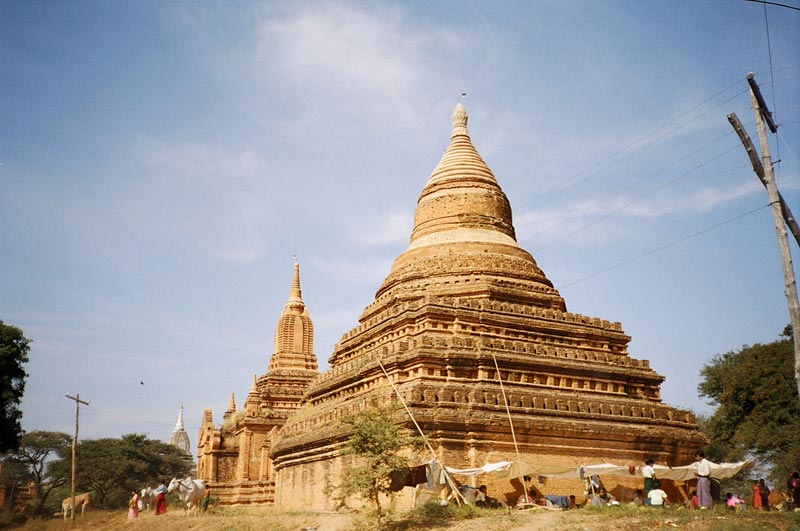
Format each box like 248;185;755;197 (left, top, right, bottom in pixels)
447;461;575;479
446;460;751;482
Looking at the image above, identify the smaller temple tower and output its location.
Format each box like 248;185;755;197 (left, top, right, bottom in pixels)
168;404;191;454
168;403;196;475
196;262;319;505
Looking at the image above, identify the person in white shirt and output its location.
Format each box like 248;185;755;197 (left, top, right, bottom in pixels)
695;450;713;508
642;458;656;496
647;480;668;508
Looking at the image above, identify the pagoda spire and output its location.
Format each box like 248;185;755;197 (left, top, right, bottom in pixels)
269;261;317;372
223;392;237;420
451;101;468;137
288;261;302;304
174;403;186;431
168;403;191;454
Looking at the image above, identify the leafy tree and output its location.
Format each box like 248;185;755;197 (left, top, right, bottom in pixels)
2;431;72;515
330;404;422;527
48;434;192;508
0;321;31;453
698;325;800;486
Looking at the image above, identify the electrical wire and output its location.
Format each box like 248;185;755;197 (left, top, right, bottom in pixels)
533;145;746;253
556;203;772;291
517;81;749;211
521;126;746;246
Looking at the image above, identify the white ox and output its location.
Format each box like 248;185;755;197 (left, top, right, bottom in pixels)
167;477;206;515
139;486;156;510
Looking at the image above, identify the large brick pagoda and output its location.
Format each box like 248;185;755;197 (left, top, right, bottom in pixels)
198;103;706;509
267;103;706;509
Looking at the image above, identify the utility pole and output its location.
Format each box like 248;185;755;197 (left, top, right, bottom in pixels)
727;113;800;246
65;394;89;524
737;72;800;397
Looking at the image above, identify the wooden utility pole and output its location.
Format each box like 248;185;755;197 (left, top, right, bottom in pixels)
727;113;800;246
65;394;89;524
740;72;800;397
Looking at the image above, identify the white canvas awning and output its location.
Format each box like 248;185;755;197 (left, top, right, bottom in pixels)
446;460;751;481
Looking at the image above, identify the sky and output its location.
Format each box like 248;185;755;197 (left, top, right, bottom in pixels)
2;1;799;450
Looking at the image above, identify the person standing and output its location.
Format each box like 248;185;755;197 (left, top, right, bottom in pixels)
642;458;656;497
127;490;139;520
154;479;168;515
752;480;763;509
758;479;770;511
201;488;211;514
789;471;800;510
695;450;712;509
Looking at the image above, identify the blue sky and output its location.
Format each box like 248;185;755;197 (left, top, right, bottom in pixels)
2;1;798;447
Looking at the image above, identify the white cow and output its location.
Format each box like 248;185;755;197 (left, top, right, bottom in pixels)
62;492;92;520
167;477;206;515
139;486;156;510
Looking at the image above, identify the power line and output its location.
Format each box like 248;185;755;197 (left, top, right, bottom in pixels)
521;125;746;246
557;203;772;290
517;80;749;211
533;145;746;252
744;0;800;12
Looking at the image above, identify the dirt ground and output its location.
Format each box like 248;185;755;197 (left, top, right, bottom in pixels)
6;505;800;531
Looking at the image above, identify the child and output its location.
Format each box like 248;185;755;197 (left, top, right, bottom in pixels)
646;480;668;508
726;492;745;510
128;490;139;520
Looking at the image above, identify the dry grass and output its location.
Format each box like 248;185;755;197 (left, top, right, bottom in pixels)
2;505;799;531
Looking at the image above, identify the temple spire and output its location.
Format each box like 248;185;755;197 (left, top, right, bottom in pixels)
270;261;317;372
288;261;302;303
174;403;185;431
451;102;468;137
168;403;191;454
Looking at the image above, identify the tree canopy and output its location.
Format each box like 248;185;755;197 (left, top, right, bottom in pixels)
698;325;800;485
331;404;422;526
48;434;193;508
1;431;72;515
0;321;31;453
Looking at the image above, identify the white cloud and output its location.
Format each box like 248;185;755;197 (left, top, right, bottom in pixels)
516;176;765;250
249;3;462;131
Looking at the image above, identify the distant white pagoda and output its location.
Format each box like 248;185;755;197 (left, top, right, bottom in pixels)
168;403;191;455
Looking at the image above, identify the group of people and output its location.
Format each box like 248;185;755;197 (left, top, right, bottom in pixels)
127;480;169;520
649;453;800;512
587;450;714;510
461;451;798;513
640;457;669;508
127;480;212;520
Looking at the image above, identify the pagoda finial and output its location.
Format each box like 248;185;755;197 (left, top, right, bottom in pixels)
227;392;236;413
288;261;302;303
173;403;185;431
451;102;468;137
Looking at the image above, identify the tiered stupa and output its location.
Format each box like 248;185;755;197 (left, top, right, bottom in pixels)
197;262;318;505
269;103;706;509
